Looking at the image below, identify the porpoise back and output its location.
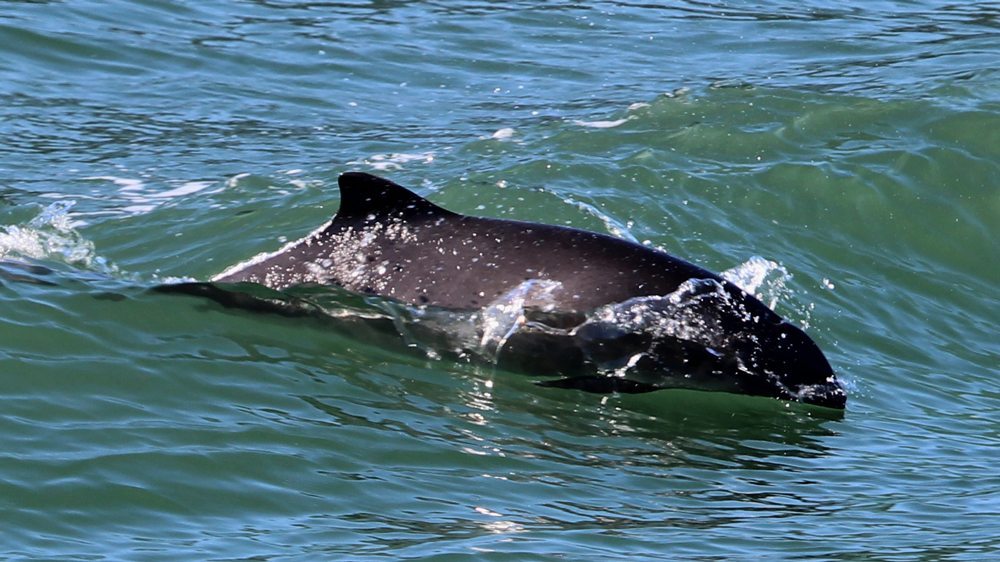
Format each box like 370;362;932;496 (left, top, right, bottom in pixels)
215;172;748;314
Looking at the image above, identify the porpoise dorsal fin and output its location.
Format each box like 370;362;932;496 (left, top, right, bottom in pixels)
335;172;458;223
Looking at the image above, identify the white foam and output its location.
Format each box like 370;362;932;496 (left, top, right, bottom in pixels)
85;176;221;216
154;181;214;199
347;152;436;172
84;175;146;192
571;116;636;128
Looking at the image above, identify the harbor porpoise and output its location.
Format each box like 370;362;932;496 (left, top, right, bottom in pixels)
186;172;845;408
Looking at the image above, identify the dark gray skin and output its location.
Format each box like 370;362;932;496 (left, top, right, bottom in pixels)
215;173;718;311
209;171;845;409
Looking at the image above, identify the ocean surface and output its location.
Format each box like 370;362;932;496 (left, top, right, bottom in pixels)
2;1;999;560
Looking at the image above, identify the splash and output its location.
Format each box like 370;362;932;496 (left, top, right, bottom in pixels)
476;279;563;357
415;266;798;378
721;256;815;328
0;200;123;277
721;256;792;309
580;279;734;358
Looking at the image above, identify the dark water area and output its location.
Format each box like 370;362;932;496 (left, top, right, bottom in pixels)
2;1;1000;560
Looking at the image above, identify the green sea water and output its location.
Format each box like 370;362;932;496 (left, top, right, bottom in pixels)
2;1;999;560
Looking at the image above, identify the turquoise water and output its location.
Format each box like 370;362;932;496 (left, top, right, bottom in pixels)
2;1;1000;559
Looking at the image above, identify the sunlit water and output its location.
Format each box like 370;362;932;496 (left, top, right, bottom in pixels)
2;1;999;560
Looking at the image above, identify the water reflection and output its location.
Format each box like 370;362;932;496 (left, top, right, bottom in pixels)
292;342;840;473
